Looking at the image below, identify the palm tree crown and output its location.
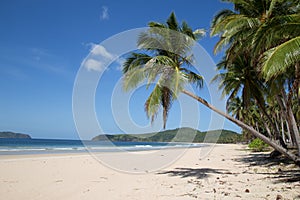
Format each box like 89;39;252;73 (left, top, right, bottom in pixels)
122;12;205;129
211;0;300;80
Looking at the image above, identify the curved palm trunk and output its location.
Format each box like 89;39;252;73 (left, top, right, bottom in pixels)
182;89;300;164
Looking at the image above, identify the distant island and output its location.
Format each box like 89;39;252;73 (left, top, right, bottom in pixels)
0;131;31;139
0;128;241;143
92;127;242;144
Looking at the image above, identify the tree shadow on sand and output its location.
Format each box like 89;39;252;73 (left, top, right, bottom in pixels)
235;153;300;183
157;167;235;179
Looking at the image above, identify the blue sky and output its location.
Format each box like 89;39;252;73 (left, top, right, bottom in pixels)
0;0;240;139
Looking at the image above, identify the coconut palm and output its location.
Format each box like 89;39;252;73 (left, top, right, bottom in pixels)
256;5;300;143
122;12;300;163
226;97;244;122
211;0;300;61
122;12;205;129
211;0;300;156
213;54;286;144
213;55;265;112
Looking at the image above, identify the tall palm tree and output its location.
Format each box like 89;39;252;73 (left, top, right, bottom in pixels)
211;0;300;156
213;53;285;144
122;12;300;163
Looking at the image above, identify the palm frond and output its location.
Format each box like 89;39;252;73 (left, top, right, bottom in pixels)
144;84;162;123
148;22;167;29
122;53;152;74
223;16;259;35
252;14;300;55
232;0;268;17
162;67;188;98
181;68;204;89
138;31;167;52
181;21;194;39
211;9;235;36
139;27;195;57
144;55;177;86
268;0;285;16
123;67;146;92
211;13;237;36
214;36;231;55
212;14;259;54
261;36;300;80
167;12;179;31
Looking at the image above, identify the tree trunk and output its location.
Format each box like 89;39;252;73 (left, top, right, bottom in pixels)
286;120;293;145
259;112;272;138
255;122;259;132
182;89;300;164
255;98;281;141
277;94;297;146
281;116;286;144
287;104;300;156
279;90;300;156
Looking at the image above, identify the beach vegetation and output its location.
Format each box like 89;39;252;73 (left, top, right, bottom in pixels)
248;138;269;152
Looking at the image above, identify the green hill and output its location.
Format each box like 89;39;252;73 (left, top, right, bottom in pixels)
92;128;242;144
0;131;31;139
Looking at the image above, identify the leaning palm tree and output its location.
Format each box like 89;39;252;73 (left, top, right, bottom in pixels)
122;12;300;163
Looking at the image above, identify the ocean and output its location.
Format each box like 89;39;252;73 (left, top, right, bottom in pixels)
0;138;202;155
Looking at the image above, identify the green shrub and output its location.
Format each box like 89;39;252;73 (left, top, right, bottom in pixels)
248;138;269;152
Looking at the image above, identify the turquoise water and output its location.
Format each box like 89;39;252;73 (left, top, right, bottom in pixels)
0;138;202;155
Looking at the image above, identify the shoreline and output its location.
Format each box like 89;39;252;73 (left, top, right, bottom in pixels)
1;144;299;199
0;141;207;156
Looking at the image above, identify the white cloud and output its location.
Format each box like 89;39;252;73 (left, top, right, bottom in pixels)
82;44;114;72
90;44;114;59
100;6;109;20
84;59;105;72
83;43;125;72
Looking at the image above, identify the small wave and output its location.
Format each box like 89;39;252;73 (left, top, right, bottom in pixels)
0;147;87;152
134;145;153;148
0;148;48;152
48;147;84;151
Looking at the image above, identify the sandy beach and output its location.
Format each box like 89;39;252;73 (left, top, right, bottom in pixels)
1;144;300;200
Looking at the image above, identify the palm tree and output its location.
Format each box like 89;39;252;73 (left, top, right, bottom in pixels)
226;97;244;122
226;97;264;141
256;2;300;153
211;0;300;156
123;12;205;129
122;12;300;163
213;53;286;144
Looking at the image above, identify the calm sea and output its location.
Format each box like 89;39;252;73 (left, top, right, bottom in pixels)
0;138;202;155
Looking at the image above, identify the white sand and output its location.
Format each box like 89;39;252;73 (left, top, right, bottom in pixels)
0;144;299;200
